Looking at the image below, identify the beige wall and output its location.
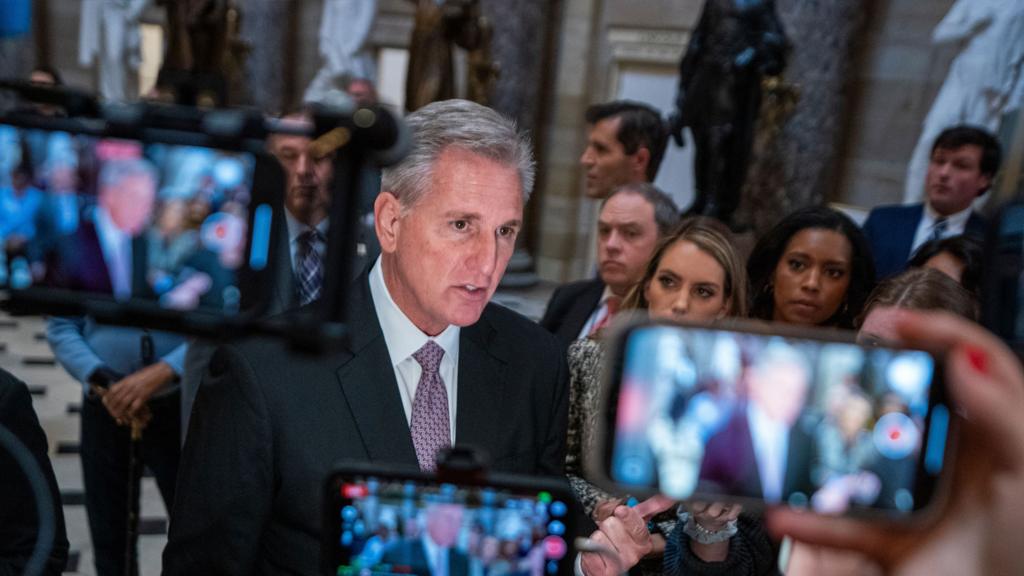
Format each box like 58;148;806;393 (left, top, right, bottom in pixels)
833;0;958;208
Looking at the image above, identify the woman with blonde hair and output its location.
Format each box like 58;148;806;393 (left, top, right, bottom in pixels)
568;218;774;574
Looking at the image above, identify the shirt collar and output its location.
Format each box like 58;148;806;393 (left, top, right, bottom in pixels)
284;208;329;244
923;202;972;230
94;206;129;244
369;256;460;368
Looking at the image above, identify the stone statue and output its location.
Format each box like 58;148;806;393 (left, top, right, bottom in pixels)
79;0;151;101
668;0;789;225
903;0;1024;203
304;0;378;105
405;0;497;112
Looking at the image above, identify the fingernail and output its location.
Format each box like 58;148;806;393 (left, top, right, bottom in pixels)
964;345;988;374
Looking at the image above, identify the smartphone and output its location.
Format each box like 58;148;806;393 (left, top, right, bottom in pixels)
0;116;282;328
322;462;576;576
592;319;953;516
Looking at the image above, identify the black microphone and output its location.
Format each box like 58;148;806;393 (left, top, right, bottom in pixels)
308;90;411;167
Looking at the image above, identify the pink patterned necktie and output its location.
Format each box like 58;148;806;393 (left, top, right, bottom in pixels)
410;340;450;471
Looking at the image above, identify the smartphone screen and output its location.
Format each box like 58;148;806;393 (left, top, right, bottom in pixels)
324;472;574;576
0;122;271;314
605;322;950;515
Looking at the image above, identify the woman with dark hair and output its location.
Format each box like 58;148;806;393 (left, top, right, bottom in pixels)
747;206;876;328
906;234;983;296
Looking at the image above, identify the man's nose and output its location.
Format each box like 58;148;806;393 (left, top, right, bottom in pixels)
602;231;622;253
580;148;594;167
296;153;314;178
469;232;498;279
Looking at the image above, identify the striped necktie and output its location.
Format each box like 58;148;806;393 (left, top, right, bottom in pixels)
296;229;324;305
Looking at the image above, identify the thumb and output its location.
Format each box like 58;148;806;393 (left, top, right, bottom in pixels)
634;495;677;521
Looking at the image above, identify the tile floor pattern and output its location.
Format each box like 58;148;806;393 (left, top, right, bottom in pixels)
0;281;555;574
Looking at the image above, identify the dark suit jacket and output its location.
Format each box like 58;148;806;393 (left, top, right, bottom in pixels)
861;203;987;279
538;279;604;351
698;407;816;502
163;272;569;576
0;369;69;576
45;219;150;297
379;539;469;576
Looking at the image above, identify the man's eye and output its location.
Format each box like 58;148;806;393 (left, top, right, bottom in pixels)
497;226;516;238
452;220;469;231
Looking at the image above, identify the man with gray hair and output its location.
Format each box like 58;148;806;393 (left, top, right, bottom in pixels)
540;182;678;349
164;99;568;575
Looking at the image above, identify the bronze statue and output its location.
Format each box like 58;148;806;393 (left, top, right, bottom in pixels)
668;0;789;225
405;0;498;112
157;0;247;105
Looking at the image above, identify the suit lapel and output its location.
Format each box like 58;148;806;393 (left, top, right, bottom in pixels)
334;275;417;466
561;279;604;341
455;309;508;461
899;205;925;261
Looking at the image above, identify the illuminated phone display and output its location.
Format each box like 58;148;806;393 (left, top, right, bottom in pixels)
0;123;268;314
606;323;949;515
326;474;573;576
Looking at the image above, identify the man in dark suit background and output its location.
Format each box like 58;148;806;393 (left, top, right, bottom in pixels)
163;99;568;575
178;110;333;440
862;125;1001;279
46;157;186;576
699;341;816;504
380;504;470;576
539;183;677;349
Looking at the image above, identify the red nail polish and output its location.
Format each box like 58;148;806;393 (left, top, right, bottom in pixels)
965;345;988;374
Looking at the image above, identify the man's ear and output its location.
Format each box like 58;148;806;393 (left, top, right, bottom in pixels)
633;147;651;180
375;191;402;254
977;174;992;197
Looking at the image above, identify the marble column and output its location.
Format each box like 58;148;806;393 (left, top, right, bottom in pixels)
738;0;867;235
238;0;291;113
481;0;561;286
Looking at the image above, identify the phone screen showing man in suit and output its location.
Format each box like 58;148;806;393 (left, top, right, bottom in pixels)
604;322;951;517
0;122;263;314
325;472;575;576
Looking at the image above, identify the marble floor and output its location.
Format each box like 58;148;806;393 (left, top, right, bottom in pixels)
0;280;556;575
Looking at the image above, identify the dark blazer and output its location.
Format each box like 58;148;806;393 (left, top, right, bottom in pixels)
379;539;470;576
538;278;605;350
861;203;987;279
0;369;69;576
45;219;150;297
163;272;569;576
698;406;816;502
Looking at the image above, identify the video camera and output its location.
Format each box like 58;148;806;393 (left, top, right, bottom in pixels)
0;80;408;351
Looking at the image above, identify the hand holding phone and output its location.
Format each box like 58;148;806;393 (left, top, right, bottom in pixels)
768;311;1024;574
594;319;952;517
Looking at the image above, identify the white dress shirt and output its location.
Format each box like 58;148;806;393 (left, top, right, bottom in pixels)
369;257;459;443
748;403;790;504
577;286;616;339
421;534;448;576
910;202;973;255
284;209;329;275
94;207;133;300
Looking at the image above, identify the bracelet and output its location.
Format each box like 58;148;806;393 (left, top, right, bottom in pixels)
679;512;738;545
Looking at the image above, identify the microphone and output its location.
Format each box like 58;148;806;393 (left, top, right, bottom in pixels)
308;89;411;167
